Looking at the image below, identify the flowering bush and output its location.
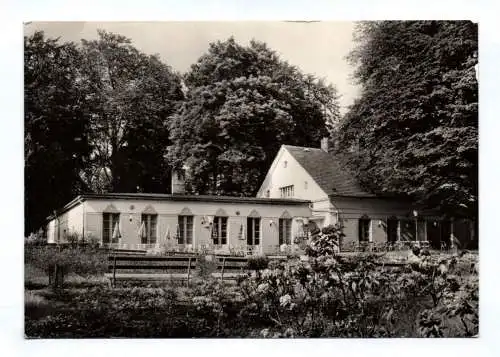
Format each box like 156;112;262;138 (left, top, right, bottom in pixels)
25;222;478;337
305;224;344;257
192;243;478;337
25;231;47;246
247;255;269;273
413;252;479;337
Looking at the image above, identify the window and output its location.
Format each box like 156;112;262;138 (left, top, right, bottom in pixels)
279;185;294;198
417;220;427;241
265;190;270;198
299;221;310;239
283;160;288;168
401;220;419;241
141;214;157;244
279;218;292;245
304;181;308;190
212;216;228;245
247;217;260;246
358;218;371;242
103;213;120;244
178;215;193;244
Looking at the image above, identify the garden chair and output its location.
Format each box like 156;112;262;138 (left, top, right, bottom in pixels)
393;241;403;251
420;241;430;249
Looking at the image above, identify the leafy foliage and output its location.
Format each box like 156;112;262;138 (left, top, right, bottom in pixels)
24;32;91;234
337;21;478;218
25;30;184;234
26;244;478;337
305;224;344;257
25;243;107;287
247;255;270;272
78;30;184;193
167;38;340;195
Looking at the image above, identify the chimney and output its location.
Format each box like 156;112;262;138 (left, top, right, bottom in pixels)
320;137;329;152
171;168;186;194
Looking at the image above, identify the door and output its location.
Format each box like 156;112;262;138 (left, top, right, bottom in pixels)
440;220;451;249
426;220;441;249
386;218;398;243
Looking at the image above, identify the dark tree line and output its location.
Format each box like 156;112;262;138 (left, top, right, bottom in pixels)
25;31;185;234
25;22;478;235
336;21;478;219
24;32;339;234
25;32;91;235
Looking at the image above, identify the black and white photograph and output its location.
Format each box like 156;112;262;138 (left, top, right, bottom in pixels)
22;19;479;339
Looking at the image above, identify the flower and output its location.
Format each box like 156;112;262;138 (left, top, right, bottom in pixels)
279;294;292;307
261;268;273;279
257;283;270;294
284;327;296;337
438;263;448;275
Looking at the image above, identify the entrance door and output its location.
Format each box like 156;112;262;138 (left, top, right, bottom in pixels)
386;218;398;243
426;220;441;249
440;220;451;249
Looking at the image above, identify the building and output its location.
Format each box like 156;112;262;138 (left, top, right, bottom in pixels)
45;192;311;255
257;139;476;250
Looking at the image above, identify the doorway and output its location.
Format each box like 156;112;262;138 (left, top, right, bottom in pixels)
440;220;451;249
386;217;398;243
426;220;441;249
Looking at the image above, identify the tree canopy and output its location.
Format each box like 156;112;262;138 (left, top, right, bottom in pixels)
167;38;340;195
337;21;478;218
25;32;91;234
24;30;184;234
79;30;184;193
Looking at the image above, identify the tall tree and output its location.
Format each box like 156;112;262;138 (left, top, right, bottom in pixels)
79;30;184;193
24;31;90;234
168;38;340;196
338;21;478;217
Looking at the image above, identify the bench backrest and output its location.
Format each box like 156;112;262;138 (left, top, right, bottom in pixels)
214;256;248;271
108;255;196;271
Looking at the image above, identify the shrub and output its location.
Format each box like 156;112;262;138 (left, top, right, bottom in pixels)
305;224;344;257
24;232;478;337
414;253;479;337
247;255;269;272
25;231;47;246
25;243;107;288
197;254;218;278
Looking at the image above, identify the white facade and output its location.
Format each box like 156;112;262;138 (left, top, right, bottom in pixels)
46;194;311;255
256;144;475;251
257;146;337;228
47;202;84;243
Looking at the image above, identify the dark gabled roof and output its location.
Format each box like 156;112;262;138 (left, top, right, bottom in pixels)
283;145;377;198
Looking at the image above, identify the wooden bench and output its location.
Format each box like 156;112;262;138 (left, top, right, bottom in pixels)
101;248;147;256
106;255;197;287
211;255;249;280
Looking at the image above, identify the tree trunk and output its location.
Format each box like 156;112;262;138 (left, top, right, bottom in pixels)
110;141;120;191
51;264;64;289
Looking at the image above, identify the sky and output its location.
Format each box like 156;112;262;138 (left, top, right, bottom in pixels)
24;21;360;113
